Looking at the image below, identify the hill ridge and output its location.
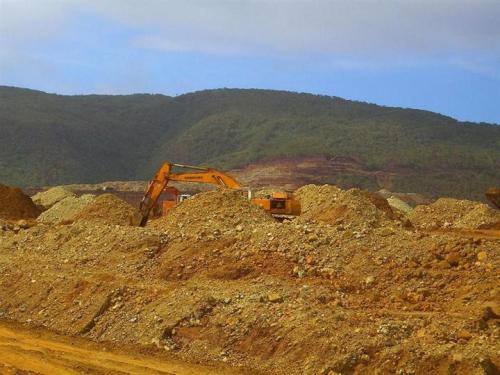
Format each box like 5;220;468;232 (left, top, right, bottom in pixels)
0;85;499;200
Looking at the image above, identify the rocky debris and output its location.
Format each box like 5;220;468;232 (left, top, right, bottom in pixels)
409;198;500;230
72;193;142;226
37;194;95;224
387;196;413;214
0;219;33;233
0;219;12;231
31;186;75;210
0;183;41;219
1;182;499;375
267;292;283;303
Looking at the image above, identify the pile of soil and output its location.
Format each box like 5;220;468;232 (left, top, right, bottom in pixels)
1;183;499;375
150;188;274;234
31;186;75;210
409;198;500;230
72;193;142;226
0;184;40;219
37;195;95;224
295;184;395;229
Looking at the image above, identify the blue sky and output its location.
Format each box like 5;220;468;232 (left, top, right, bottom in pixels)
1;0;499;123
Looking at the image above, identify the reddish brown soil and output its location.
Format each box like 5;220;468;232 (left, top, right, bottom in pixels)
0;184;40;220
230;156;408;191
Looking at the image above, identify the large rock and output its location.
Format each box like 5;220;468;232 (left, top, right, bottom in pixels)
32;186;75;210
387;196;413;214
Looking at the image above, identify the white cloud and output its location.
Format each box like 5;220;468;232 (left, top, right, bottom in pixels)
0;0;74;42
84;0;500;58
1;0;499;62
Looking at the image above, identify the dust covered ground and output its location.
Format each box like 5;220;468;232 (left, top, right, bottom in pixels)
0;185;499;374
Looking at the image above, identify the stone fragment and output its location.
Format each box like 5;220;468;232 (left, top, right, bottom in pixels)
268;293;283;303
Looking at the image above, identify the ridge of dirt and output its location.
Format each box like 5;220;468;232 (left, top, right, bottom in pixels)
0;183;40;220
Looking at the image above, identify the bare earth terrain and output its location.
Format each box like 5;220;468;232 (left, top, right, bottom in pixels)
1;184;499;374
0;320;242;374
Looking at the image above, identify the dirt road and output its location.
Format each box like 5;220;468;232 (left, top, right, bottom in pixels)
0;321;240;375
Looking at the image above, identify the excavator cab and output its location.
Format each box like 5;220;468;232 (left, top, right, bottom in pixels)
159;186;181;215
251;191;300;219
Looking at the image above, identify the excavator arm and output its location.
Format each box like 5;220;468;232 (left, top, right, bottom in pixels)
139;162;242;226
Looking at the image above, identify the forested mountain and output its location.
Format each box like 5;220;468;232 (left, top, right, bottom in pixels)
1;86;499;200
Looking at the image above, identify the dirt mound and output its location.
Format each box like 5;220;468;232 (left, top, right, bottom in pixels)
72;193;141;226
0;184;41;219
31;186;75;210
295;184;395;229
37;194;95;224
294;184;342;215
409;197;500;230
150;189;274;233
2;183;500;375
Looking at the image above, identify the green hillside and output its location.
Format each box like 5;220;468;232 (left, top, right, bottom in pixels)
1;86;499;200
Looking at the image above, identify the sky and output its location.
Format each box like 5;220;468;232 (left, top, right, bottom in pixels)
1;0;499;124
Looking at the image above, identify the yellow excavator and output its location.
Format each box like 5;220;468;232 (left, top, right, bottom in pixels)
139;161;300;226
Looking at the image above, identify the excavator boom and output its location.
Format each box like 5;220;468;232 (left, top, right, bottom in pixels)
140;161;300;226
139;162;241;226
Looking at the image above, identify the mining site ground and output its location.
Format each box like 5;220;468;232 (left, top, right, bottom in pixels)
0;320;243;375
1;184;499;374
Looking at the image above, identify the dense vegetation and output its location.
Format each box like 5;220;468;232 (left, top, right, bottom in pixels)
1;86;499;199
